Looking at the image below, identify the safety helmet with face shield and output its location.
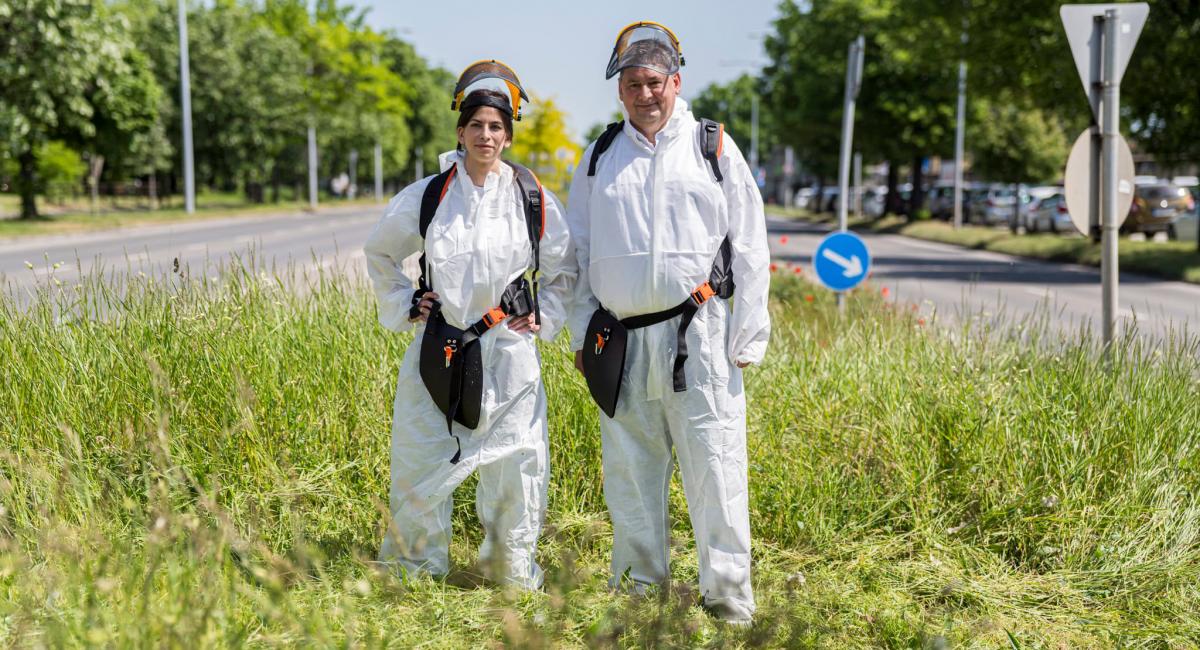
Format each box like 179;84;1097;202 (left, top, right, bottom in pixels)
451;59;530;121
605;21;685;80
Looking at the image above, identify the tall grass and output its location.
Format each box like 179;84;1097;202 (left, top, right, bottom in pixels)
1;264;1198;647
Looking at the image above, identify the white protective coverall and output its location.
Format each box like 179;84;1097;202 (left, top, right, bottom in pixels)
566;99;771;619
364;151;577;589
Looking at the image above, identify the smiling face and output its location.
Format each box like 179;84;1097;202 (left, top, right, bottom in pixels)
456;105;511;167
618;66;681;137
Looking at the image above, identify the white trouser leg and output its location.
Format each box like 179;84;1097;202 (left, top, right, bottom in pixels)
668;308;754;619
475;426;549;590
601;370;673;590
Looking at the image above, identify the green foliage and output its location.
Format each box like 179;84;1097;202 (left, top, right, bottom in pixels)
969;95;1069;183
0;141;86;201
508;95;582;198
35;141;87;202
0;0;161;217
690;74;772;169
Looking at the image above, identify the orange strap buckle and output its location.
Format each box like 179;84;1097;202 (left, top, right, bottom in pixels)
690;282;716;305
482;307;507;328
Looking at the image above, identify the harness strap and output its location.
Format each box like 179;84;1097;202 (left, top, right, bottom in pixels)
464;277;532;337
611;280;717;393
427;302;464;463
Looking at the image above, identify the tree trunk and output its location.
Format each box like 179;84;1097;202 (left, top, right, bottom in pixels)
148;172;158;209
885;161;900;217
16;149;39;219
908;155;925;221
88;155;105;215
270;164;281;203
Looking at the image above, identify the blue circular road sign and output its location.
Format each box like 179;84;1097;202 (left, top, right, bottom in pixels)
813;231;871;292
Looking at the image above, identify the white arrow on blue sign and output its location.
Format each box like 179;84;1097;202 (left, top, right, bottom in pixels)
813;231;871;292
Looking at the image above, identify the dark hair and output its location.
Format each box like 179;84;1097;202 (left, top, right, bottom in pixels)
456;90;514;143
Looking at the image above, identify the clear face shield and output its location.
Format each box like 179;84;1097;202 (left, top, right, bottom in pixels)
605;22;685;80
451;60;530;120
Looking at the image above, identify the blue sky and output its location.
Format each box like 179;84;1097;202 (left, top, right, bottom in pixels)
361;1;782;138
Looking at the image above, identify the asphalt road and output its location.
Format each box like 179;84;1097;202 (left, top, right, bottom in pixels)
0;205;382;301
768;217;1200;346
3;207;1198;346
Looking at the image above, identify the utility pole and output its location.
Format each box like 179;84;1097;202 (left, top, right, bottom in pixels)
836;35;865;311
306;1;318;210
952;60;966;229
1100;9;1120;349
952;14;968;230
177;0;195;214
749;93;760;178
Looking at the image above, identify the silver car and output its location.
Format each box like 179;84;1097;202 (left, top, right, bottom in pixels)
968;184;1018;226
1026;191;1073;233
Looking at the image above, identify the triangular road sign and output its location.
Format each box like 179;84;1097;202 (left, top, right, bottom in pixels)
1060;3;1149;119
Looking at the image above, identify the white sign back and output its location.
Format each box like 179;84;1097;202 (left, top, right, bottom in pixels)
1060;3;1149;118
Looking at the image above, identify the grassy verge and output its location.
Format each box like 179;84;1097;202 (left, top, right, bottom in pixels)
0;192;381;240
1;268;1198;646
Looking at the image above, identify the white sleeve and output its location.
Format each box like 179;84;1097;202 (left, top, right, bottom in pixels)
532;189;578;342
363;181;428;333
720;134;772;365
565;143;601;352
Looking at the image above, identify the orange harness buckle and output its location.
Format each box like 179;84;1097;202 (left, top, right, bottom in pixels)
481;307;507;329
690;282;716;306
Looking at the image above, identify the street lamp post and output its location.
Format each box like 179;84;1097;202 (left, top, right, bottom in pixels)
177;0;195;214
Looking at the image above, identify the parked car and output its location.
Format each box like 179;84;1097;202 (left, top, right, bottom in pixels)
926;182;956;219
793;186;817;210
1171;205;1198;245
966;184;1017;226
1014;185;1062;232
862;186;887;218
1025;190;1073;233
1123;182;1194;235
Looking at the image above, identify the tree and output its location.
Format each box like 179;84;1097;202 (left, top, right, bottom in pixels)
508;95;582;198
0;0;159;218
690;74;776;171
969;94;1069;184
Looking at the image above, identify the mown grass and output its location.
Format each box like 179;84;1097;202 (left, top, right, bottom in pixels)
0;192;380;240
1;265;1198;647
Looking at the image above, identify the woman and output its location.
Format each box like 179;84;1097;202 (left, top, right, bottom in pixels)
363;61;577;589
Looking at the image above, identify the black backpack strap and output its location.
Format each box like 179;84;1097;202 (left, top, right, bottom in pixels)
505;161;546;326
708;235;736;299
587;121;625;177
698;118;724;183
410;165;457;320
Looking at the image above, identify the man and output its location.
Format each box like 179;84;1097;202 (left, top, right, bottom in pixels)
566;21;771;625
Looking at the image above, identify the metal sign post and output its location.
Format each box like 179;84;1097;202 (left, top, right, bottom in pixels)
177;0;195;214
1060;3;1148;351
836;35;865;311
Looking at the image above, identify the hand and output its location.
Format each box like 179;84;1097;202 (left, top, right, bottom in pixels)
506;312;540;334
574;350;584;374
408;292;440;323
736;361;752;369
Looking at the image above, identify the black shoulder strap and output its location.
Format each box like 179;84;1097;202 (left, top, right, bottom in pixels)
698;118;724;184
419;165;457;240
504;160;546;326
412;165;456;305
587;121;625;177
